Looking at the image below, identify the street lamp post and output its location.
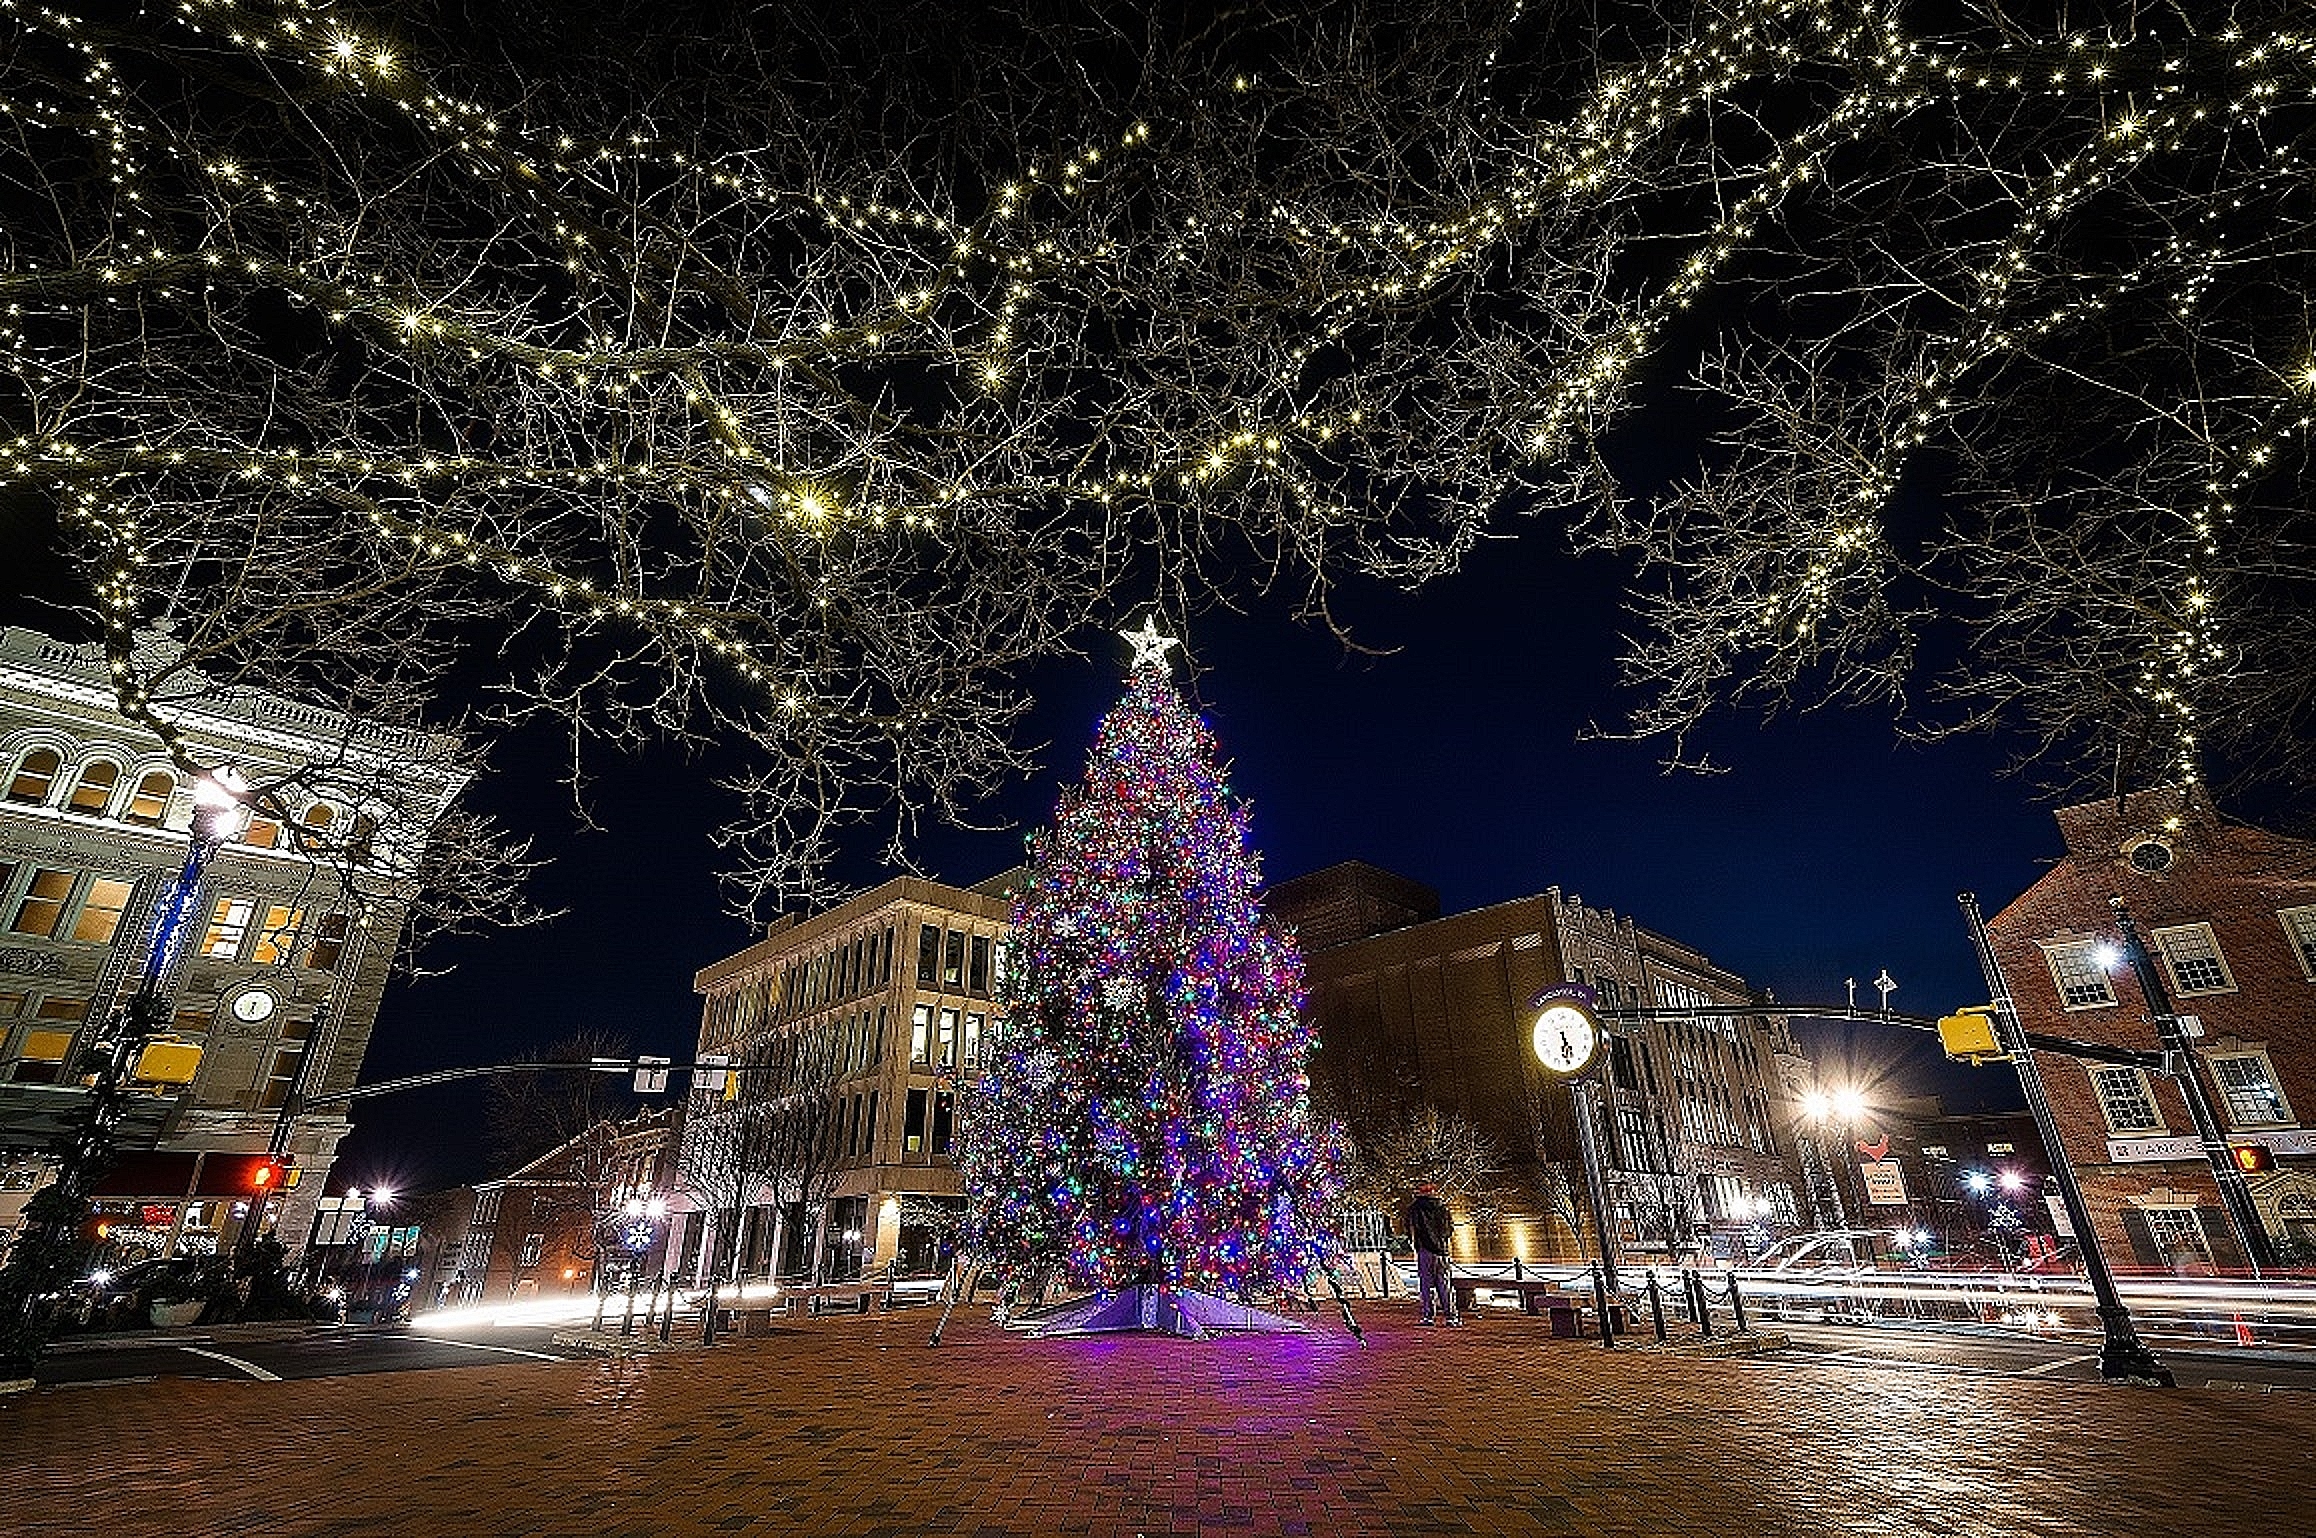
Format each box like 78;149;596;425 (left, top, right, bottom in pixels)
1960;892;2172;1386
2107;897;2276;1274
0;767;251;1372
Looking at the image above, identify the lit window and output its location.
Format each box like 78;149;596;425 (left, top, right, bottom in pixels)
202;898;256;959
67;761;119;814
2210;1054;2290;1127
6;748;61;804
943;929;965;989
242;814;281;849
917;924;940;986
2151;923;2234;995
9;869;76;938
2281;907;2316;981
937;1007;958;1069
2090;1066;2163;1134
70;878;135;945
295;802;338;852
250;906;304;966
2043;940;2118;1009
963;1011;985;1068
2142;1207;2207;1261
124;770;174;826
910;1003;932;1065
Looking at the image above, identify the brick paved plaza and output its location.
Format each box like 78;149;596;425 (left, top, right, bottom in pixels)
7;1302;2304;1537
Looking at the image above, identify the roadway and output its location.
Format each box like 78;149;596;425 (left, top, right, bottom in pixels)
31;1320;584;1387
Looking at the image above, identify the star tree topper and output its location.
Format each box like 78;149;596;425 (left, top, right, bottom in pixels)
1120;614;1182;675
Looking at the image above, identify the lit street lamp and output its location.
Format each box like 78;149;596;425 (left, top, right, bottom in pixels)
0;766;252;1372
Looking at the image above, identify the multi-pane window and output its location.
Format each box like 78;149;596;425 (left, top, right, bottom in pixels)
2143;1207;2207;1261
937;1007;959;1070
917;924;940;986
2091;1066;2164;1134
2281;907;2316;982
260;1043;306;1109
124;771;173;826
910;1003;932;1065
962;1011;985;1068
2210;1053;2290;1127
969;935;992;996
6;748;60;804
9;869;76;938
70;878;135;945
202;898;256;959
2152;923;2234;995
304;913;350;971
943;930;966;990
67;761;119;814
904;1088;928;1153
517;1233;544;1268
245;905;302;966
2044;940;2119;1009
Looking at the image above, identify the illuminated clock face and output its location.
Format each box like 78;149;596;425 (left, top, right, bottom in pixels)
1531;1002;1601;1076
230;989;276;1025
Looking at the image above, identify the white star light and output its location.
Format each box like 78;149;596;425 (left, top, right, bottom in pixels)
1120;613;1181;674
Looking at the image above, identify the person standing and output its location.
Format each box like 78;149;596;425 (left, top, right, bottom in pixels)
1406;1182;1460;1326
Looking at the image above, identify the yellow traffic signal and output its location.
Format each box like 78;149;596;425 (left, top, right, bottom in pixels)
1937;1007;2005;1064
132;1036;205;1085
2229;1143;2275;1174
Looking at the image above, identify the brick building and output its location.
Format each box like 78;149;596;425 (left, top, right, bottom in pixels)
428;1107;678;1306
0;627;467;1263
680;872;1014;1285
1987;787;2316;1271
1268;863;1809;1264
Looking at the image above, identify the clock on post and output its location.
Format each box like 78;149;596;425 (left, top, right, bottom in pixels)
1529;983;1605;1078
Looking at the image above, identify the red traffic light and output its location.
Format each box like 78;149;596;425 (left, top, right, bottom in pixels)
2228;1143;2274;1174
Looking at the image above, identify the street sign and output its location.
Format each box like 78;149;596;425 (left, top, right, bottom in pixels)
633;1055;671;1094
1859;1159;1908;1206
695;1053;731;1097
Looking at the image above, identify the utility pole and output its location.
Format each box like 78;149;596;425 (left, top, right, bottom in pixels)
2108;897;2275;1274
1960;893;2172;1387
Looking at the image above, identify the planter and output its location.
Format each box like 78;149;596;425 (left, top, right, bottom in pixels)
148;1299;206;1328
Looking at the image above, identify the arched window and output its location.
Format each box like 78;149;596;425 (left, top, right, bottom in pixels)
6;748;62;805
294;801;337;852
67;760;120;815
123;770;174;826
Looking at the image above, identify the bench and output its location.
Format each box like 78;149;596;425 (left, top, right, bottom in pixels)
1448;1276;1562;1316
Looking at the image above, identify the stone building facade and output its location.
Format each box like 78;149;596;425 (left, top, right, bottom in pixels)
1988;787;2316;1271
1269;862;1808;1264
0;626;466;1263
681;872;1014;1284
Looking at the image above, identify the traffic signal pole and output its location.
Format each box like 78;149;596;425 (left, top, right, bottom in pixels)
2107;897;2276;1275
1961;893;2172;1387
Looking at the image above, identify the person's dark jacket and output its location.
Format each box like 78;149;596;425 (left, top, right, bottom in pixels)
1406;1193;1455;1255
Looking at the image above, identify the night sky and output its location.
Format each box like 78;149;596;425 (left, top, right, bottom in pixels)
332;521;2052;1196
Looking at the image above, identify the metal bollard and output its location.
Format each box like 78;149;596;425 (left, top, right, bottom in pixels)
1589;1263;1615;1350
1728;1272;1750;1334
1512;1256;1523;1281
1646;1270;1668;1343
1693;1270;1715;1339
701;1279;720;1346
657;1282;675;1344
619;1282;639;1337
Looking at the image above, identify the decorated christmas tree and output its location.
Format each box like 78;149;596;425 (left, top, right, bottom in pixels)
958;618;1341;1328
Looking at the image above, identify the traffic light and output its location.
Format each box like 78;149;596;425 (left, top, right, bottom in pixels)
252;1159;285;1192
1936;1007;2005;1064
2229;1143;2275;1174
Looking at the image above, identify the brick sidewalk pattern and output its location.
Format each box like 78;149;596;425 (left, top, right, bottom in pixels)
6;1301;2303;1537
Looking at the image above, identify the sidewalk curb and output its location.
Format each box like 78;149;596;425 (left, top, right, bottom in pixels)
1629;1330;1791;1360
549;1327;699;1357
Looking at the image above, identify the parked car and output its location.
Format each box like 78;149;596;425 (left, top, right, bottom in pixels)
65;1256;211;1325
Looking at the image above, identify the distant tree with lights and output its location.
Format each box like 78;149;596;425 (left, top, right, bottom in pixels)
958;619;1340;1315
